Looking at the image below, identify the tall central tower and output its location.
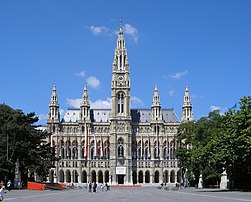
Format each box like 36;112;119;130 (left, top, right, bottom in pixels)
110;21;132;185
111;21;131;119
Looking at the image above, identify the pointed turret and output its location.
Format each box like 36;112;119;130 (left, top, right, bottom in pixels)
80;85;90;122
182;85;194;122
151;85;163;121
47;85;60;131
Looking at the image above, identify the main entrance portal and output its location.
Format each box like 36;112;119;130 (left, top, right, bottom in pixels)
117;175;124;184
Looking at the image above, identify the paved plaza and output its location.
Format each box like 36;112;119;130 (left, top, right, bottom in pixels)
2;187;251;202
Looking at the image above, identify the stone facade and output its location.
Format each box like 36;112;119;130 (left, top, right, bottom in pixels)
46;22;193;185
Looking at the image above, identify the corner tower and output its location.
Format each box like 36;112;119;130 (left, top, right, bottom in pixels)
182;85;194;122
47;85;60;136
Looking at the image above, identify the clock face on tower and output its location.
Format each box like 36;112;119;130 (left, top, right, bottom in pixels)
118;75;124;81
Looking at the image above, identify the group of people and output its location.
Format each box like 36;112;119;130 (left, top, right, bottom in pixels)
0;180;12;201
88;182;110;192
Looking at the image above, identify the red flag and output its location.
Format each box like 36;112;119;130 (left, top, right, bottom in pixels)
101;133;104;157
148;135;151;158
85;122;88;158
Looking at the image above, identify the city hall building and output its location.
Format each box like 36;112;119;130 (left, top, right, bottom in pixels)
47;22;194;185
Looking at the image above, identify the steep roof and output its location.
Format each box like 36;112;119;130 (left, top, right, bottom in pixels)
62;108;180;124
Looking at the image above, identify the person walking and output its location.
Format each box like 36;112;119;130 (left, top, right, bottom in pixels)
7;180;11;192
0;185;5;201
92;182;97;193
88;182;92;192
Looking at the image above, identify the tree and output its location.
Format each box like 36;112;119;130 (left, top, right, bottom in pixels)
176;96;251;189
209;96;251;188
0;104;53;185
176;110;224;187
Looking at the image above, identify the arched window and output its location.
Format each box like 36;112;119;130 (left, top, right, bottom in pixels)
163;147;167;159
104;140;110;159
138;148;141;159
154;141;159;158
145;148;148;159
117;138;124;157
117;92;124;114
81;140;85;158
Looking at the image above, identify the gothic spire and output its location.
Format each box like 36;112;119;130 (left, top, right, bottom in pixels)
182;85;194;122
50;85;59;107
151;85;162;121
81;84;90;106
152;85;161;107
80;84;90;122
47;85;60;124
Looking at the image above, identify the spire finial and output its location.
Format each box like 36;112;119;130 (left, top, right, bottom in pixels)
119;17;123;35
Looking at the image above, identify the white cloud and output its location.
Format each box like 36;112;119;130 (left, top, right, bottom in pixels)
90;98;112;109
86;76;100;89
124;24;139;42
67;98;82;108
38;113;47;121
210;105;221;111
86;23;139;43
59;108;66;119
87;25;109;36
75;71;85;77
170;71;188;79
168;90;175;97
66;98;111;109
131;96;143;108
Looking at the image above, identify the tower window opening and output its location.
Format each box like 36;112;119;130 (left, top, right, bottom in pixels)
119;55;122;69
117;93;124;114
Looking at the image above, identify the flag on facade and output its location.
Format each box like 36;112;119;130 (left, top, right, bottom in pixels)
94;132;97;157
141;134;143;159
101;133;104;157
148;135;151;158
85;122;88;158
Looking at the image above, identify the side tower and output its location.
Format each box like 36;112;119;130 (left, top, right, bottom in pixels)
181;85;194;122
150;85;164;161
110;21;132;184
79;85;91;123
47;85;60;140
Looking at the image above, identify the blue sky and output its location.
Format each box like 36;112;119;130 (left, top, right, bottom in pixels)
0;0;250;125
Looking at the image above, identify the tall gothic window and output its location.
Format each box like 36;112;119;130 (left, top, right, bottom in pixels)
117;138;124;157
117;92;124;114
119;55;122;69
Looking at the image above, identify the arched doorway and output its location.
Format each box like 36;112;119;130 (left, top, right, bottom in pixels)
66;170;71;183
170;170;175;183
138;171;143;183
91;170;96;183
73;170;78;183
177;170;182;183
132;171;137;184
145;170;150;183
163;170;169;183
154;171;159;183
98;170;103;183
49;169;54;183
59;170;64;183
82;170;87;183
104;170;109;183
